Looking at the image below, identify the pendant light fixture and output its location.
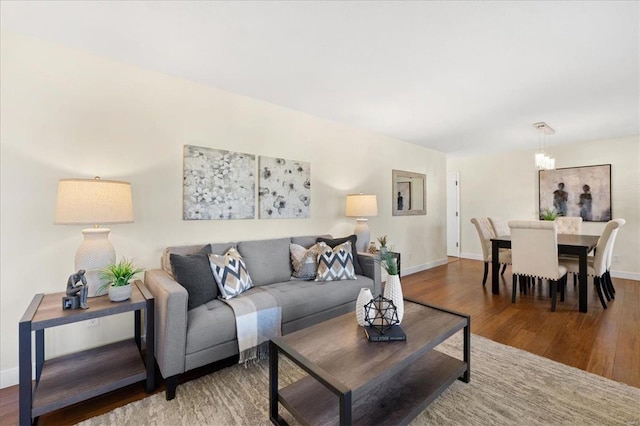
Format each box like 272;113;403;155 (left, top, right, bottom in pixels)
533;122;555;170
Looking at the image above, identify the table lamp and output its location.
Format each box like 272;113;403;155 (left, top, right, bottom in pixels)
345;194;378;252
55;177;134;297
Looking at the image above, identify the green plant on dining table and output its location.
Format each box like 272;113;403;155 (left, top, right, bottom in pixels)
99;258;143;293
540;207;562;221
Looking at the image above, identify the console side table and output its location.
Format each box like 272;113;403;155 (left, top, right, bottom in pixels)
19;280;154;425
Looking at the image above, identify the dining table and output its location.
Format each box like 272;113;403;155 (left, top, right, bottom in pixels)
491;234;600;313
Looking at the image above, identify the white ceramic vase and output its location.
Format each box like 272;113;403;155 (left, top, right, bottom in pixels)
108;283;132;302
356;288;374;326
383;275;404;323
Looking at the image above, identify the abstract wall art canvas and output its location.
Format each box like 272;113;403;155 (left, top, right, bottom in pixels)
258;156;310;219
539;164;611;222
183;145;255;220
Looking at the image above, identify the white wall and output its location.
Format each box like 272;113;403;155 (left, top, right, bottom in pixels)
0;31;447;387
448;136;640;278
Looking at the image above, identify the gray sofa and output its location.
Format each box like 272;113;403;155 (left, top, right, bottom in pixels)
144;234;381;399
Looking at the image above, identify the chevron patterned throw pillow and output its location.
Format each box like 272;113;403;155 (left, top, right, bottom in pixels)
316;241;356;281
209;248;254;299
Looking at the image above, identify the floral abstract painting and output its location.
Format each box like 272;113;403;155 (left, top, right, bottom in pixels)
183;145;255;220
258;156;310;219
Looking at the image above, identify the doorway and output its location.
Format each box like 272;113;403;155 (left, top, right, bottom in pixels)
447;172;460;257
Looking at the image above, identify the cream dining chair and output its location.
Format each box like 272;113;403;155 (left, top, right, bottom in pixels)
554;216;583;235
508;220;568;312
555;216;584;287
489;217;510;237
471;218;511;286
559;219;624;310
603;219;625;299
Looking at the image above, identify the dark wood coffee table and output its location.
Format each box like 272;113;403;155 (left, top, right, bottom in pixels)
269;298;470;425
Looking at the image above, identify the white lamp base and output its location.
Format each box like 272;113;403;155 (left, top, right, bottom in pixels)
353;218;370;253
75;228;115;297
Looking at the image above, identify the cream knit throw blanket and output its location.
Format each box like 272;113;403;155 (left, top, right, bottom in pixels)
222;287;282;364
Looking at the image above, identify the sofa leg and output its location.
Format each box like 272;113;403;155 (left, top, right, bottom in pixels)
165;375;178;400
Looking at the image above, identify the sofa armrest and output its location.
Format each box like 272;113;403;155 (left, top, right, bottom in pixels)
144;269;188;379
358;253;381;296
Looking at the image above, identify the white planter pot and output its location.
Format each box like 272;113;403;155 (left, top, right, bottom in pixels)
356;288;375;326
383;275;404;323
108;283;132;302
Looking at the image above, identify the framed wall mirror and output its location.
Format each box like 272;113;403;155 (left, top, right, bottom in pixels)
392;169;426;216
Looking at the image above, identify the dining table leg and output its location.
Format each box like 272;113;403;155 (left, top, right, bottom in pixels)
578;248;588;313
491;240;500;294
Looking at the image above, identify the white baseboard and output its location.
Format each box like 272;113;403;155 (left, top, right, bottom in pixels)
401;257;449;276
460;252;483;261
1;364;31;389
611;270;640;281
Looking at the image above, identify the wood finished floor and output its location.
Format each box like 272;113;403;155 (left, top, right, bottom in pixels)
1;257;638;425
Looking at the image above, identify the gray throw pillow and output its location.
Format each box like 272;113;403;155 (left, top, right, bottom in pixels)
316;235;363;275
170;249;217;310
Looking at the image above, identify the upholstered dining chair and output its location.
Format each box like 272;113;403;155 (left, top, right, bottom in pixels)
559;219;624;310
489;217;510;237
554;216;583;234
508;220;568;312
471;217;511;286
603;219;625;298
555;216;585;287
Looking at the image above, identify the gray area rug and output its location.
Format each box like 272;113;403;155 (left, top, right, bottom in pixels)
78;333;640;425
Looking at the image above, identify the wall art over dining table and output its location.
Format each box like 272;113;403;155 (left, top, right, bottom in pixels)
183;145;255;220
539;164;611;222
258;156;310;219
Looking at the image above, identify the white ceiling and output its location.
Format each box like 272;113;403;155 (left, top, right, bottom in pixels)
1;1;638;156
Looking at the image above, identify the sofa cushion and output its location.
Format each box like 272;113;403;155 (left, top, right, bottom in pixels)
316;241;356;281
162;244;212;276
170;251;217;310
290;242;327;280
207;242;238;255
291;234;332;249
266;276;374;324
316;235;362;275
237;238;292;286
209;248;254;299
185;299;237;355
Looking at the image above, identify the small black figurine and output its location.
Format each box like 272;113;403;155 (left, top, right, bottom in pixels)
63;269;89;310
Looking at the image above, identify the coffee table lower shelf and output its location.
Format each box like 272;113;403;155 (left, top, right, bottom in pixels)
277;350;467;425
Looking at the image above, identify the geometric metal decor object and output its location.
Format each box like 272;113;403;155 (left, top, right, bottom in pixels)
364;295;399;335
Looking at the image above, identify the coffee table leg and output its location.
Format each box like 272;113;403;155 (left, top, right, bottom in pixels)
461;322;471;383
340;391;352;426
269;340;281;425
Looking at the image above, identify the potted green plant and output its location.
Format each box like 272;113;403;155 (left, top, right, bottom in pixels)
99;258;143;302
380;251;403;323
540;207;561;221
377;235;389;255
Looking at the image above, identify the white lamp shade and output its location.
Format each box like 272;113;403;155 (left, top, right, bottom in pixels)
345;194;378;218
55;178;134;225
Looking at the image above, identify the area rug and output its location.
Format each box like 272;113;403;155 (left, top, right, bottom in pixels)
77;333;640;425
